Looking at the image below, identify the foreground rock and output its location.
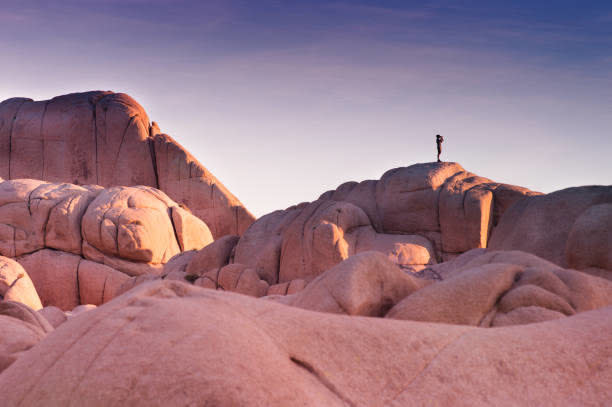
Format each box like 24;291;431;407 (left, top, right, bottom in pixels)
0;280;609;406
0;91;254;238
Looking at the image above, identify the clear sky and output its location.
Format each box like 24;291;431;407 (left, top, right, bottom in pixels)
1;0;611;217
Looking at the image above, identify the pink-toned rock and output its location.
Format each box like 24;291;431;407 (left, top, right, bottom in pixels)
170;206;213;252
78;260;130;306
0;92;254;238
0;314;46;373
16;249;80;311
280;252;427;317
386;263;522;325
0;280;610;406
489;186;612;272
0;178;213;278
185;234;239;277
37;306;67;328
235;162;536;284
411;249;612;326
0;301;53;333
69;304;97;317
566;202;612;272
491;306;566;327
0;256;42;310
194;264;269;297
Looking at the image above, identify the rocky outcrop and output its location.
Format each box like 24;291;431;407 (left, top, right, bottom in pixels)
489;186;612;278
0;91;254;238
0;280;609;406
233;162;538;284
0;179;212;309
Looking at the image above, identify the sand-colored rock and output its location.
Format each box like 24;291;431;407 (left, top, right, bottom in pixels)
0;92;254;238
0;256;42;310
0;280;610;406
489;186;612;273
279;252;427;316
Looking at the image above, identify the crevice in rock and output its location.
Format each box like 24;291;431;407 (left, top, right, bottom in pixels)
39;100;50;180
76;258;83;306
168;207;182;252
91;99;99;185
8;99;29;180
112;115;138;179
289;356;355;407
391;329;471;402
147;136;160;189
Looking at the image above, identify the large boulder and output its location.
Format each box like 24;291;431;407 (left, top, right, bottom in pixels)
489;186;612;275
0;280;610;406
0;92;254;238
235;162;538;283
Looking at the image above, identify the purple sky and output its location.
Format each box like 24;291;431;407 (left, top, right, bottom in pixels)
2;1;611;216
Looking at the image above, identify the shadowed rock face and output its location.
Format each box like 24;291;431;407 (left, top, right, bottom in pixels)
489;186;612;276
0;91;254;238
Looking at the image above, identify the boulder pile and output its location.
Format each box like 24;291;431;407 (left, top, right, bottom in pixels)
0;91;611;406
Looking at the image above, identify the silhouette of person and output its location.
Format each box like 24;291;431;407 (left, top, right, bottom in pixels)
436;134;444;162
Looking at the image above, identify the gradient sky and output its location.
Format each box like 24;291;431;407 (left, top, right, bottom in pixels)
1;0;611;217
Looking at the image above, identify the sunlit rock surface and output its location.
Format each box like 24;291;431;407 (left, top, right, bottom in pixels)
1;90;611;405
0;92;254;238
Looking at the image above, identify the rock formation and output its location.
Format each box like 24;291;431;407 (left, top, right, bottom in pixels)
0;92;254;238
0;179;213;309
1;90;611;405
230;162;540;285
0;280;610;406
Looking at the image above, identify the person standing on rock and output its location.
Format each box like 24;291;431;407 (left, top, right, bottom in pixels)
436;134;444;162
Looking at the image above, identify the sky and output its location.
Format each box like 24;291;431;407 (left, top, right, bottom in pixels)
1;0;611;217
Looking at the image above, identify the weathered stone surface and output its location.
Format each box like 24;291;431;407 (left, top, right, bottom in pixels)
0;92;254;238
0;314;46;374
386;263;522;325
0;256;42;310
395;249;612;326
16;249;80;311
197;264;269;298
0;280;610;406
0;301;53;333
185;234;239;277
0;179;213;286
489;186;612;273
235;162;537;284
38;306;67;328
278;252;427;316
78;260;130;306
